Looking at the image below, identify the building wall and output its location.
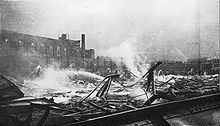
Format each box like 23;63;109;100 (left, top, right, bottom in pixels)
153;59;219;75
0;30;96;78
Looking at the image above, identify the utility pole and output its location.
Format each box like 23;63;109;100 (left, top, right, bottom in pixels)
219;40;220;84
196;0;201;75
218;1;220;84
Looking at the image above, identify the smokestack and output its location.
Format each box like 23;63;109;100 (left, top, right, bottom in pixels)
81;34;85;50
61;34;67;40
81;34;85;67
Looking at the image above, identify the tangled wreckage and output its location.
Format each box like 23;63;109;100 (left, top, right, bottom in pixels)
0;62;220;126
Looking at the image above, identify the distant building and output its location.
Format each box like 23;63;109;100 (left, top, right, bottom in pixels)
152;58;219;75
0;30;95;77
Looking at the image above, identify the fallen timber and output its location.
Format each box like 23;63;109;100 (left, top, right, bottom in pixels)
1;62;220;126
0;62;162;126
64;92;220;126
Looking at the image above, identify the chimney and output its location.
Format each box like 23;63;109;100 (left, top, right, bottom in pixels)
81;34;86;67
81;34;85;50
61;34;67;40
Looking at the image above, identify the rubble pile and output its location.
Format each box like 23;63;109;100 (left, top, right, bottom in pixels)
0;62;219;126
0;74;24;101
155;74;219;99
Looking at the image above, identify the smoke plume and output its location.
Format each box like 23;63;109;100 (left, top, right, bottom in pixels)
105;38;149;77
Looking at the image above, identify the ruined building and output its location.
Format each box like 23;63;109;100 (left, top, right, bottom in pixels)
0;30;95;78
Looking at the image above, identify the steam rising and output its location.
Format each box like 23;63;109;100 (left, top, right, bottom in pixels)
174;46;188;61
105;38;149;77
23;66;104;97
3;0;219;59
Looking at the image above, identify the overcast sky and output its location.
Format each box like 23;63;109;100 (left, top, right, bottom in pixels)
1;0;219;60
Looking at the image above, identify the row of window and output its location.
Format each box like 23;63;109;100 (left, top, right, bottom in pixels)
2;38;69;57
1;38;85;59
47;45;67;57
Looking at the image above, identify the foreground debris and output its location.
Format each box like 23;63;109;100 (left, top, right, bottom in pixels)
0;74;24;101
0;62;219;126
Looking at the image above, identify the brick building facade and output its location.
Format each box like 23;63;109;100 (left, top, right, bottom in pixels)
0;30;95;79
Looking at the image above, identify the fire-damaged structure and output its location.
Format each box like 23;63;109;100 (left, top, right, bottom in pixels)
0;61;219;126
1;0;219;125
0;30;95;69
0;30;121;78
0;31;220;126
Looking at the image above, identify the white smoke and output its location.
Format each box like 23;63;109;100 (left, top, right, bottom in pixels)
23;65;104;97
105;38;149;77
174;46;188;61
